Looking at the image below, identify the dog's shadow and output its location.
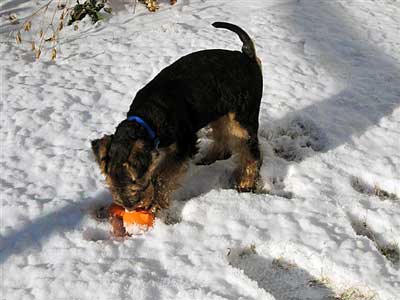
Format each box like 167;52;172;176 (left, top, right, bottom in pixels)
256;1;400;196
0;191;111;265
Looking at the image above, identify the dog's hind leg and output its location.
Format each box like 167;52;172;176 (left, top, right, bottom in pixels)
226;113;261;192
197;112;261;191
197;115;233;165
234;135;261;192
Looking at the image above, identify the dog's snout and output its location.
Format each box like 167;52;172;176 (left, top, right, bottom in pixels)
123;202;136;211
122;197;139;210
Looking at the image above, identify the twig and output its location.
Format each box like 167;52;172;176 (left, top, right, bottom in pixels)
18;0;54;32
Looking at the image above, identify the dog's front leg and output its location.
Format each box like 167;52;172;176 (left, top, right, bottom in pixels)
150;154;189;215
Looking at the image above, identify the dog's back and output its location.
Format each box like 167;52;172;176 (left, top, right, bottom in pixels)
131;23;263;130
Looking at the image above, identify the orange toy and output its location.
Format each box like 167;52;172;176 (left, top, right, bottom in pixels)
108;203;155;228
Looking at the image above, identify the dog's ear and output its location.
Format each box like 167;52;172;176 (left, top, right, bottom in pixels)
91;135;113;174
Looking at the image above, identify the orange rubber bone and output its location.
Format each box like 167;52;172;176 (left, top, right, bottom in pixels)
108;203;155;227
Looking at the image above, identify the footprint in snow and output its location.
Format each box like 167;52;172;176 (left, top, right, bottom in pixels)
227;245;336;300
259;117;326;197
350;217;400;266
350;176;398;203
261;117;326;163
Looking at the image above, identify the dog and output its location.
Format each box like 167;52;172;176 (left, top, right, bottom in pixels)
91;22;263;216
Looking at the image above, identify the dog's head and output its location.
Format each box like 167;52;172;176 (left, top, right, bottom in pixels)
91;121;160;210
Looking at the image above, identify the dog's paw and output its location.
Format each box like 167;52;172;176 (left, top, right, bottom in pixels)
236;185;257;193
110;216;129;237
233;176;261;194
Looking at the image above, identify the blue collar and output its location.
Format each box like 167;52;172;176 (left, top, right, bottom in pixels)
127;115;160;148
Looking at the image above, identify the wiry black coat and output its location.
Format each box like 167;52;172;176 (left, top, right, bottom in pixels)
128;49;263;160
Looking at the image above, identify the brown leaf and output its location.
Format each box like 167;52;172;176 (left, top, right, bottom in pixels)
31;41;36;51
8;14;19;25
51;48;57;60
16;31;22;44
24;21;31;32
45;33;56;42
36;49;41;59
57;21;64;32
145;0;159;12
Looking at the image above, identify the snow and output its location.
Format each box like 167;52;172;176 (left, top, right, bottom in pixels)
1;0;399;299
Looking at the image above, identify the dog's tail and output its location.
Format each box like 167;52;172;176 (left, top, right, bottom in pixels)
212;22;256;59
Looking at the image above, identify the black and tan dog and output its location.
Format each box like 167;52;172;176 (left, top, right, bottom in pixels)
91;22;263;216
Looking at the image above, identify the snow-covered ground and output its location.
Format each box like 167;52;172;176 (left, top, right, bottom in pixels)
1;0;399;299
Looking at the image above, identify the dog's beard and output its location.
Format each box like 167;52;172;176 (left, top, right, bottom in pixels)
109;179;152;210
106;168;157;213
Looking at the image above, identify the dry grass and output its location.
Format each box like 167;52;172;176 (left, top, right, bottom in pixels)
226;244;257;258
271;256;297;270
379;244;400;265
139;0;177;12
350;176;398;202
11;0;178;60
308;276;376;300
334;287;376;300
351;219;400;265
13;0;74;60
308;276;331;288
227;245;377;300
